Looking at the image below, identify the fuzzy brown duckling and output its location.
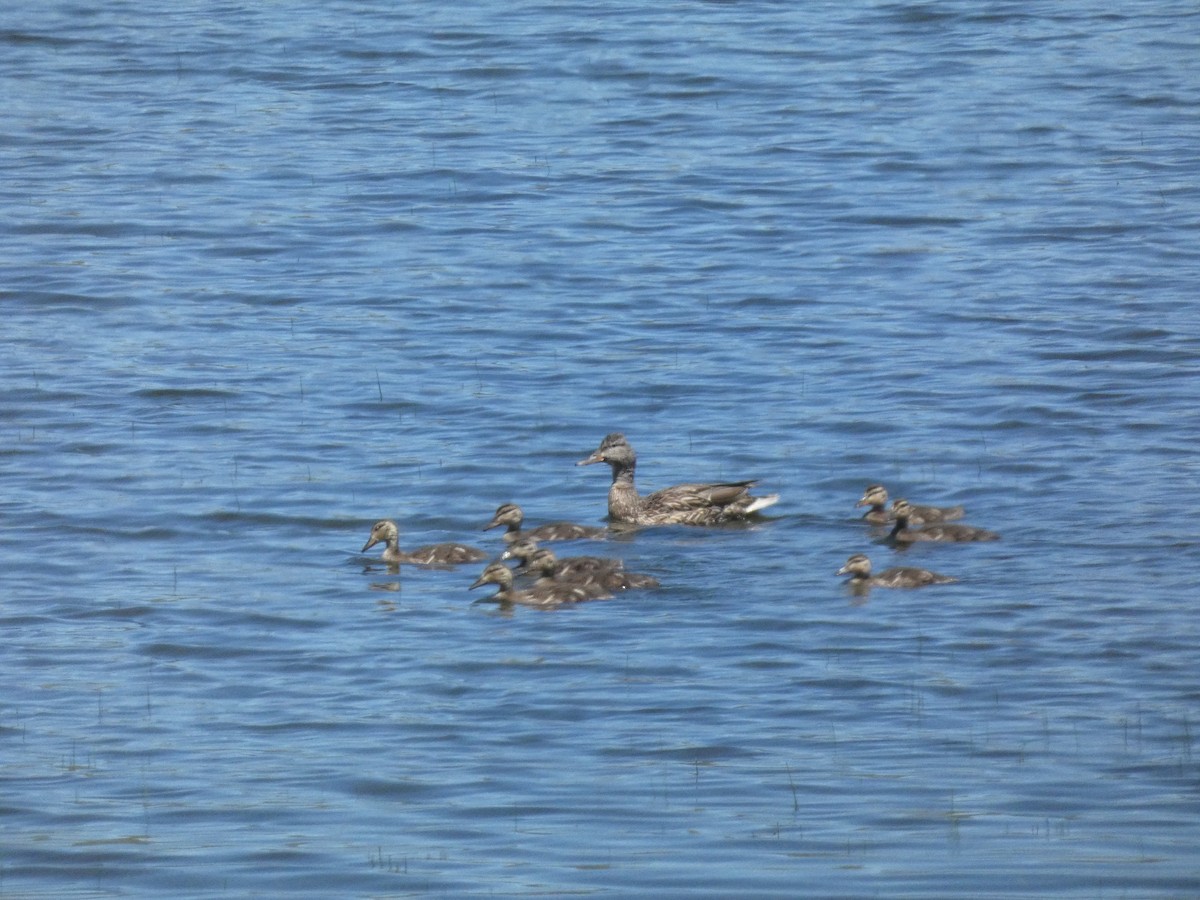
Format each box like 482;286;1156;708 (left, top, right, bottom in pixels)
361;520;487;566
887;500;999;543
856;484;965;525
837;553;957;588
469;560;610;608
483;502;607;543
524;547;660;591
500;537;623;578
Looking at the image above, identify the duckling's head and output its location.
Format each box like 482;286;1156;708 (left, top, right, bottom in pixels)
837;554;872;578
856;485;888;508
470;560;516;591
484;503;523;532
577;433;636;470
524;547;559;575
890;499;913;524
362;519;398;552
501;536;540;563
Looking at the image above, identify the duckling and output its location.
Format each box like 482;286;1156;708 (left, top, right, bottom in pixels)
361;519;488;566
483;502;607;543
856;484;895;525
887;500;999;543
856;484;964;525
577;432;779;526
469;560;610;607
500;537;622;578
837;553;957;588
524;547;660;591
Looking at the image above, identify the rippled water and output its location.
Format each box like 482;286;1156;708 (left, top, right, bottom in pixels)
3;1;1200;896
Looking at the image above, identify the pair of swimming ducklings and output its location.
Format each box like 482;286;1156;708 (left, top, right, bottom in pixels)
360;433;998;601
840;484;1000;589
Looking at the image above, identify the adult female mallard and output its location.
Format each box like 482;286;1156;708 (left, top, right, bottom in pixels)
523;547;660;591
856;484;964;525
837;553;957;588
577;433;778;526
483;502;606;542
469;560;610;607
361;519;487;566
887;500;999;543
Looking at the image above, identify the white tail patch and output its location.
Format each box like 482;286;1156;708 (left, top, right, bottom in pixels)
746;494;780;514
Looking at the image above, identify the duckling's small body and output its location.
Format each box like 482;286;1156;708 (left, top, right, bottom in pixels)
483;502;606;543
837;553;957;589
469;560;610;607
887;500;999;543
524;547;660;591
361;520;487;566
501;537;622;579
856;484;964;525
577;433;778;526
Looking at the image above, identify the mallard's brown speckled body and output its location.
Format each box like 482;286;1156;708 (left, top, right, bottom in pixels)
483;502;606;543
361;520;487;566
577;433;778;526
837;553;957;589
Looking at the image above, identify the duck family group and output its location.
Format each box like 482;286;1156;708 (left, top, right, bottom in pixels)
359;433;1000;608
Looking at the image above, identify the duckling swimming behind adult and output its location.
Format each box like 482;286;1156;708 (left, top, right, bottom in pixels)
524;547;660;591
361;519;488;566
469;560;610;608
837;553;957;588
577;432;779;526
887;500;999;543
500;537;622;578
856;484;964;525
483;502;607;543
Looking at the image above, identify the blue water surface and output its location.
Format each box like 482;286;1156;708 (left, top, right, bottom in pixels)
3;1;1200;896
